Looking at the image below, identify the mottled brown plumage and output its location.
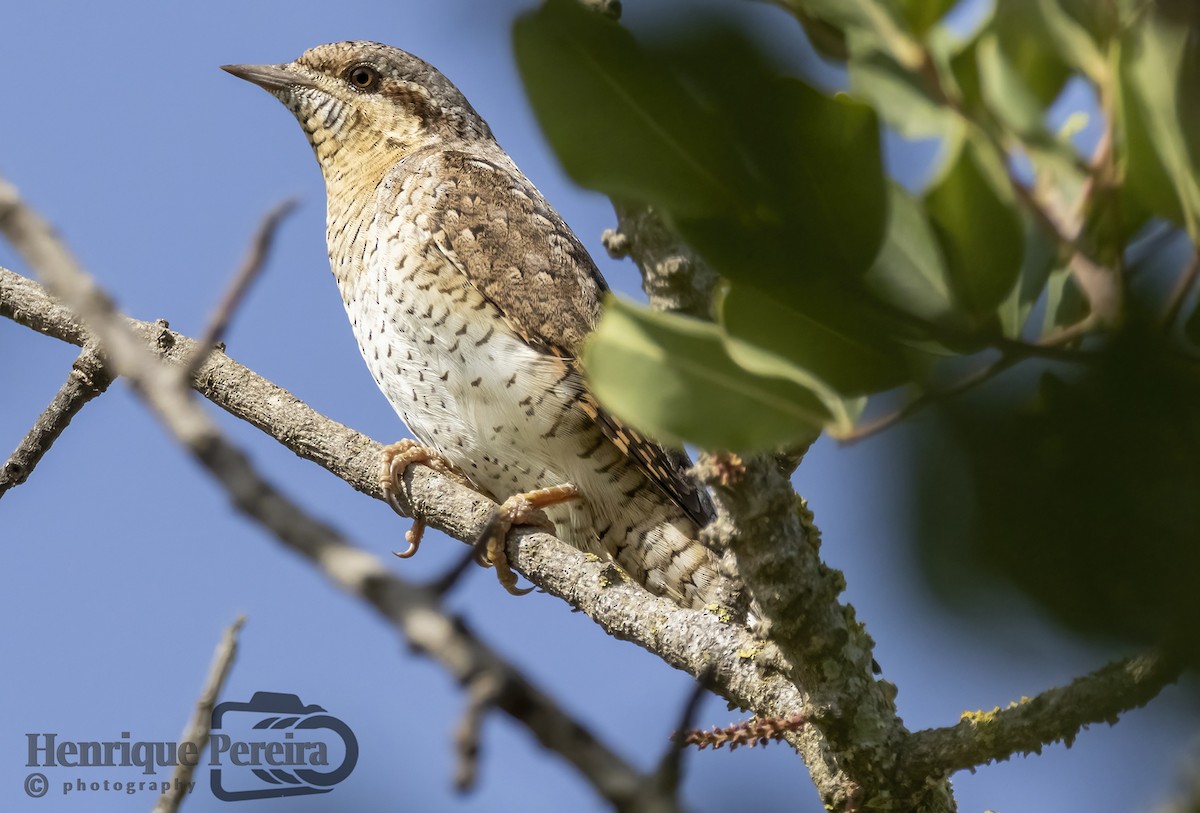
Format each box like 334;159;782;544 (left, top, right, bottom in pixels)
223;42;738;610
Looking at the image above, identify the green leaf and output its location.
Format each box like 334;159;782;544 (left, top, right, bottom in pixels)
912;327;1200;657
1057;0;1123;60
976;34;1050;144
1031;0;1109;84
865;183;957;327
1119;11;1200;237
719;283;911;398
1119;71;1183;227
990;0;1074;104
925;135;1024;320
583;298;832;450
898;0;958;38
516;2;889;299
784;0;923;67
674;79;888;299
848;33;957;139
1181;22;1200;182
792;13;850;61
946;32;984;121
1042;268;1087;334
512;0;736;217
998;221;1059;338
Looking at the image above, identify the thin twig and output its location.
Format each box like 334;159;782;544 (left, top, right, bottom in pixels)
656;666;716;795
917;40;1124;326
840;318;1097;444
677;713;810;751
181;198;298;382
839;355;1015;444
429;546;484;596
152;616;246;813
902;649;1183;780
0;343;112;500
453;670;504;791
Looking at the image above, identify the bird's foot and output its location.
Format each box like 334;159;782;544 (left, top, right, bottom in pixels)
477;483;581;596
379;439;472;558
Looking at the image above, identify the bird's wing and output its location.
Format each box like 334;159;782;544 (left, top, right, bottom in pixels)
419;149;714;526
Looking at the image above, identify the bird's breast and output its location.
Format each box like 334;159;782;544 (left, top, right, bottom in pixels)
330;205;589;500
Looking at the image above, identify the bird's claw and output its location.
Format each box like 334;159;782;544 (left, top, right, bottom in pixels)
475;484;581;597
475;513;535;597
380;439;469;560
394;518;425;559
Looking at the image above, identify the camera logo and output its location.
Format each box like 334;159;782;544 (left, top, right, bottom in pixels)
209;692;358;801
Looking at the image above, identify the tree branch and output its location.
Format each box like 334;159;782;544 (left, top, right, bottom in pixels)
181;198;298;382
588;95;942;808
0;342;112;499
152;616;246;813
597;169;947;811
695;453;952;812
602;202;719;319
901;650;1183;780
0;179;683;811
2;261;826;810
597;188;947;810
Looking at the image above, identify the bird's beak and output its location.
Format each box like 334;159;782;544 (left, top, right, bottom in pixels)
221;63;312;92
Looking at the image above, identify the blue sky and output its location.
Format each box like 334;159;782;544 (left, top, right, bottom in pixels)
1;1;1195;811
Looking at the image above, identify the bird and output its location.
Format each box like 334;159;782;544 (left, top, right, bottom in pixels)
222;41;740;612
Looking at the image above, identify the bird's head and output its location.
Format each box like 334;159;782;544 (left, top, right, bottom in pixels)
223;41;491;180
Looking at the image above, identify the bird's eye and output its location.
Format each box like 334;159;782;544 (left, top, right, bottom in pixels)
345;65;380;92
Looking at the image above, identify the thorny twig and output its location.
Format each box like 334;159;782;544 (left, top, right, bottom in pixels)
679;714;810;751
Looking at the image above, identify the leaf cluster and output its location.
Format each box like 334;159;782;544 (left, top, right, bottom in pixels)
515;0;1200;657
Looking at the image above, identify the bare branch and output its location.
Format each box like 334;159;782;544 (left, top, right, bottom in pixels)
1;259;825;811
0;180;679;811
600;199;910;810
598;186;902;807
429;546;484;597
599;191;925;804
603;203;719;319
181;198;298;382
655;667;714;795
695;452;941;811
902;650;1183;780
453;670;503;792
152;616;246;813
0;343;112;499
